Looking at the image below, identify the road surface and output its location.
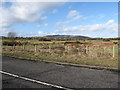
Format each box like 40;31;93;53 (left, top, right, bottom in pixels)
1;56;119;89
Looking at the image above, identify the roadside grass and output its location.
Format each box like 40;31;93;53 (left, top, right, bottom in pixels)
2;39;119;69
2;49;118;68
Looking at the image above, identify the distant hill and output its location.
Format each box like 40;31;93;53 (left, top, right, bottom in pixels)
45;35;90;39
0;36;6;39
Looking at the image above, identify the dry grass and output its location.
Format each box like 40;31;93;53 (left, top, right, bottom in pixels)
2;39;119;68
2;48;118;68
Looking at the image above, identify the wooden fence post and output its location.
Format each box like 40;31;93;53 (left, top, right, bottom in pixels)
64;45;67;55
23;44;25;50
84;45;88;55
13;44;15;49
35;45;37;52
49;45;51;53
113;45;115;58
86;45;89;54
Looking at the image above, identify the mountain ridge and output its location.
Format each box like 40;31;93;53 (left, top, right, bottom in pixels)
45;35;90;39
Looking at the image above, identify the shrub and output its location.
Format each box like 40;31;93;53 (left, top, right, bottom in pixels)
75;41;80;44
103;39;110;41
3;40;18;46
38;37;51;41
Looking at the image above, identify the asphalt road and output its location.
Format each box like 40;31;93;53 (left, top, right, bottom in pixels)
1;56;119;89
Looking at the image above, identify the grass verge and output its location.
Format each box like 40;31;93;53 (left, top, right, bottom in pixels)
2;49;119;70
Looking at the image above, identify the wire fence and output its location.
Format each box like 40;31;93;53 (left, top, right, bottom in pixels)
2;43;118;58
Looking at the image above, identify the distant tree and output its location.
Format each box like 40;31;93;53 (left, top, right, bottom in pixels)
7;32;16;38
6;32;17;46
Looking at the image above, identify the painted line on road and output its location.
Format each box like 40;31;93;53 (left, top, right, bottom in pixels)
0;70;72;90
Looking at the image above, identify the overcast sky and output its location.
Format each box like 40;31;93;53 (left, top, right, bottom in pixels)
0;1;118;38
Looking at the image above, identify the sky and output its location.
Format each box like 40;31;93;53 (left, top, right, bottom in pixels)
0;1;118;38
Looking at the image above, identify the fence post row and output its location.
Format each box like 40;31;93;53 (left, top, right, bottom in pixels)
3;43;116;58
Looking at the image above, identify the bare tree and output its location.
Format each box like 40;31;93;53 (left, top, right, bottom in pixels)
7;32;17;46
7;32;16;38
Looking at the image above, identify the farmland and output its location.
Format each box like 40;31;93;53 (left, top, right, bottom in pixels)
1;38;119;68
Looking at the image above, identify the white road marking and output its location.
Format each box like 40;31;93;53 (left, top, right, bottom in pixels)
0;70;72;90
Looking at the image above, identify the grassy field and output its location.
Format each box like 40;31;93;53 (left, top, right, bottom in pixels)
2;39;119;68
